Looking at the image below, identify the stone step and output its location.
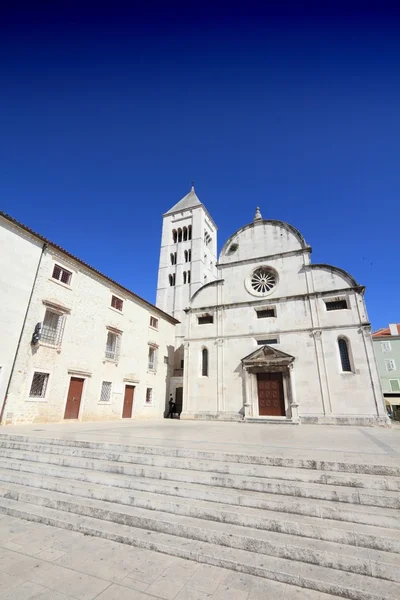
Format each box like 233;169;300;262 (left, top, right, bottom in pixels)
1;446;399;509
0;495;398;600
0;482;399;584
1;433;399;477
1;438;398;492
0;466;399;554
0;456;398;531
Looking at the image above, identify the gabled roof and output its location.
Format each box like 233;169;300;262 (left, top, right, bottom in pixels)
242;345;295;365
0;210;179;325
164;186;201;215
372;324;400;337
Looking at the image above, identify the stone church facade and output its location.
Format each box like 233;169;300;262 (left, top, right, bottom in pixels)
156;190;388;426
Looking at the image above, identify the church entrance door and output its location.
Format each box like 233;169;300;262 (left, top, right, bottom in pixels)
257;372;285;416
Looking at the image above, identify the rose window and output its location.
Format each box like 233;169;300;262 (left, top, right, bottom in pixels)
251;268;276;294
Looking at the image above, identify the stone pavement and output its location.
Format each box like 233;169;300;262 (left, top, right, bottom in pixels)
0;515;341;600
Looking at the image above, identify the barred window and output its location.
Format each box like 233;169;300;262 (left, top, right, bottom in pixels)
52;264;72;285
29;372;49;398
148;346;157;370
198;315;213;324
256;308;276;318
41;309;65;346
146;388;153;403
338;338;352;372
390;379;400;392
100;381;112;403
385;359;396;372
111;295;123;311
325;300;348;311
381;341;392;352
105;331;121;361
202;348;209;377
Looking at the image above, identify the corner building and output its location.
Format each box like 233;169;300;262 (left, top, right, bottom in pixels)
157;194;387;426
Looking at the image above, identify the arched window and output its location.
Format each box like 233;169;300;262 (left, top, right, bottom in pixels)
169;275;173;286
184;250;188;262
173;273;176;285
338;338;352;372
170;253;174;265
188;225;192;240
183;271;187;284
172;230;177;243
174;252;177;264
178;228;182;242
183;227;188;241
187;270;191;283
202;348;208;376
188;250;191;261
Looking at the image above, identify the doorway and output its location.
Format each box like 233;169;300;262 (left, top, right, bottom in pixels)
64;377;84;419
175;387;183;416
122;385;135;418
257;372;285;416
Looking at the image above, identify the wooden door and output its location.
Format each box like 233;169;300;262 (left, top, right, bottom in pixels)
64;377;84;420
122;385;135;418
257;372;285;416
175;387;183;415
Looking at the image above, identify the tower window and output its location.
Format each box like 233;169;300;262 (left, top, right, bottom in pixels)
172;230;177;243
183;226;188;241
338;338;352;372
178;228;183;242
170;252;177;265
187;270;191;283
202;348;209;376
188;249;191;261
188;225;192;240
169;274;176;286
204;231;212;246
183;271;187;284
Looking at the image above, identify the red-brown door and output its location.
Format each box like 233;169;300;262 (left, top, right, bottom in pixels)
122;385;135;418
257;372;285;416
64;377;84;420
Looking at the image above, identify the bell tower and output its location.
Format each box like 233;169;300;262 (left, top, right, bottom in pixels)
156;185;218;343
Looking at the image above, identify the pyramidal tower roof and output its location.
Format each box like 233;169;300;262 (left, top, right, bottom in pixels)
164;185;202;215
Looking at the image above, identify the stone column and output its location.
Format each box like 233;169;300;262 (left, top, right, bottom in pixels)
243;366;252;418
288;363;300;422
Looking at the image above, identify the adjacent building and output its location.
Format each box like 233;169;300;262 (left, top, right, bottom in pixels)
372;324;400;421
0;211;177;425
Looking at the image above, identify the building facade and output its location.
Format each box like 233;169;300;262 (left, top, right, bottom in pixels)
372;324;400;421
0;212;177;425
156;198;388;426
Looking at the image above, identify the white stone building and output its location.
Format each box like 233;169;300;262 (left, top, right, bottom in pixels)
0;212;177;425
156;194;388;426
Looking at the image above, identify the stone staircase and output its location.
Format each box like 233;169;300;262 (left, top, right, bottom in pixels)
0;434;398;600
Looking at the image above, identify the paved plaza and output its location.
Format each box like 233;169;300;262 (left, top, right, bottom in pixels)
0;420;399;599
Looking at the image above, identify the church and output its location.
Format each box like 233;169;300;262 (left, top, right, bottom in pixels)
156;187;388;426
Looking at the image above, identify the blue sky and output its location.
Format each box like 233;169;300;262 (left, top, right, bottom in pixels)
1;3;399;329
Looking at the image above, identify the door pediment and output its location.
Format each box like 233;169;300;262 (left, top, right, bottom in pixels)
242;345;295;368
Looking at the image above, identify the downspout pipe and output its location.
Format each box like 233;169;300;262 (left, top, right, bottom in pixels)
0;242;48;424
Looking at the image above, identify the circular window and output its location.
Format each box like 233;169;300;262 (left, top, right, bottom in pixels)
250;267;277;294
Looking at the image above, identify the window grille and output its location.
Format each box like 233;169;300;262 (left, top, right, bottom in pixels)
150;316;158;329
29;372;49;398
381;341;392;352
202;348;209;376
256;309;275;318
146;388;153;403
198;315;213;324
52;264;72;285
257;339;278;345
386;359;396;372
390;379;400;392
105;332;121;361
41;309;65;346
148;346;157;370
111;295;123;311
338;338;352;372
100;381;112;402
325;300;348;311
